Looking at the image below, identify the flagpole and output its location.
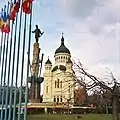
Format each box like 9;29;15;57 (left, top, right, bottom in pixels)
0;32;6;119
8;0;23;119
12;9;20;120
11;16;18;120
0;32;3;66
0;32;3;98
17;12;27;120
0;8;4;67
0;33;5;106
0;19;4;104
24;1;33;119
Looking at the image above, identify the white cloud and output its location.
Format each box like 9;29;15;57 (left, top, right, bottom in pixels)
59;0;98;18
86;0;120;33
88;62;120;81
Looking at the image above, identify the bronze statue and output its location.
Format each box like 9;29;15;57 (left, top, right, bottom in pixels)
32;25;44;43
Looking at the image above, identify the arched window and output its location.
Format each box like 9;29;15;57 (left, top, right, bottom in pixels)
68;86;70;93
60;96;62;102
63;56;65;62
66;57;68;61
57;96;59;102
55;81;57;88
61;56;63;62
45;66;48;70
57;79;60;88
60;81;62;88
54;96;56;102
59;56;60;60
46;86;48;93
49;67;51;70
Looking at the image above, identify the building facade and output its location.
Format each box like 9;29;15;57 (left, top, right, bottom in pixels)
43;34;75;104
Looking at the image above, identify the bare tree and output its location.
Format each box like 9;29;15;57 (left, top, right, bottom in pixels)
72;59;120;120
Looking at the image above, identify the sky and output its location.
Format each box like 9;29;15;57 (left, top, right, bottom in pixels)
0;0;120;88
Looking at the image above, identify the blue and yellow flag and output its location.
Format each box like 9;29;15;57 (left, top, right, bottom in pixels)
0;9;4;30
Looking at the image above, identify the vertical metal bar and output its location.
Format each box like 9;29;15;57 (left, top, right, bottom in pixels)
0;33;6;86
0;32;4;102
24;2;33;120
0;8;4;68
17;13;27;120
0;33;6;120
0;32;3;67
2;35;9;120
12;13;19;120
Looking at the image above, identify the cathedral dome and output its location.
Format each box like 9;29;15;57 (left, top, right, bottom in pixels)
55;34;70;55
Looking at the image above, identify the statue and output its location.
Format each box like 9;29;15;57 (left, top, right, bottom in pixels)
32;25;44;43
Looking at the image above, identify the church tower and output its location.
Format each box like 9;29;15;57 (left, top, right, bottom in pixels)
43;58;53;102
43;34;75;104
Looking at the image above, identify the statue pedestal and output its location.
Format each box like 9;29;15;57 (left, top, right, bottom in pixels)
28;42;43;103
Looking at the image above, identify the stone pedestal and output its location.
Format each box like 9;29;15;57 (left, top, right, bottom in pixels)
29;42;41;103
31;42;40;76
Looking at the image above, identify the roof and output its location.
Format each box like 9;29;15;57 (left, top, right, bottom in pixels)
55;34;70;54
45;58;52;64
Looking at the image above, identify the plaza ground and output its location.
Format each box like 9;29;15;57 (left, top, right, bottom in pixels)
27;114;112;120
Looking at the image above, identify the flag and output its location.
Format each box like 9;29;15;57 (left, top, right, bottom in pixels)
10;0;20;21
0;18;4;30
0;9;4;30
0;19;4;31
14;0;20;13
2;6;8;23
3;19;10;33
2;3;10;33
22;0;34;14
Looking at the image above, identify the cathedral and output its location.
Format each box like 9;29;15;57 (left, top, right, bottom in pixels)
43;34;75;104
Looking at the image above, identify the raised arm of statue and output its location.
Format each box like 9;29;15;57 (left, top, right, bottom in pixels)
32;29;36;33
